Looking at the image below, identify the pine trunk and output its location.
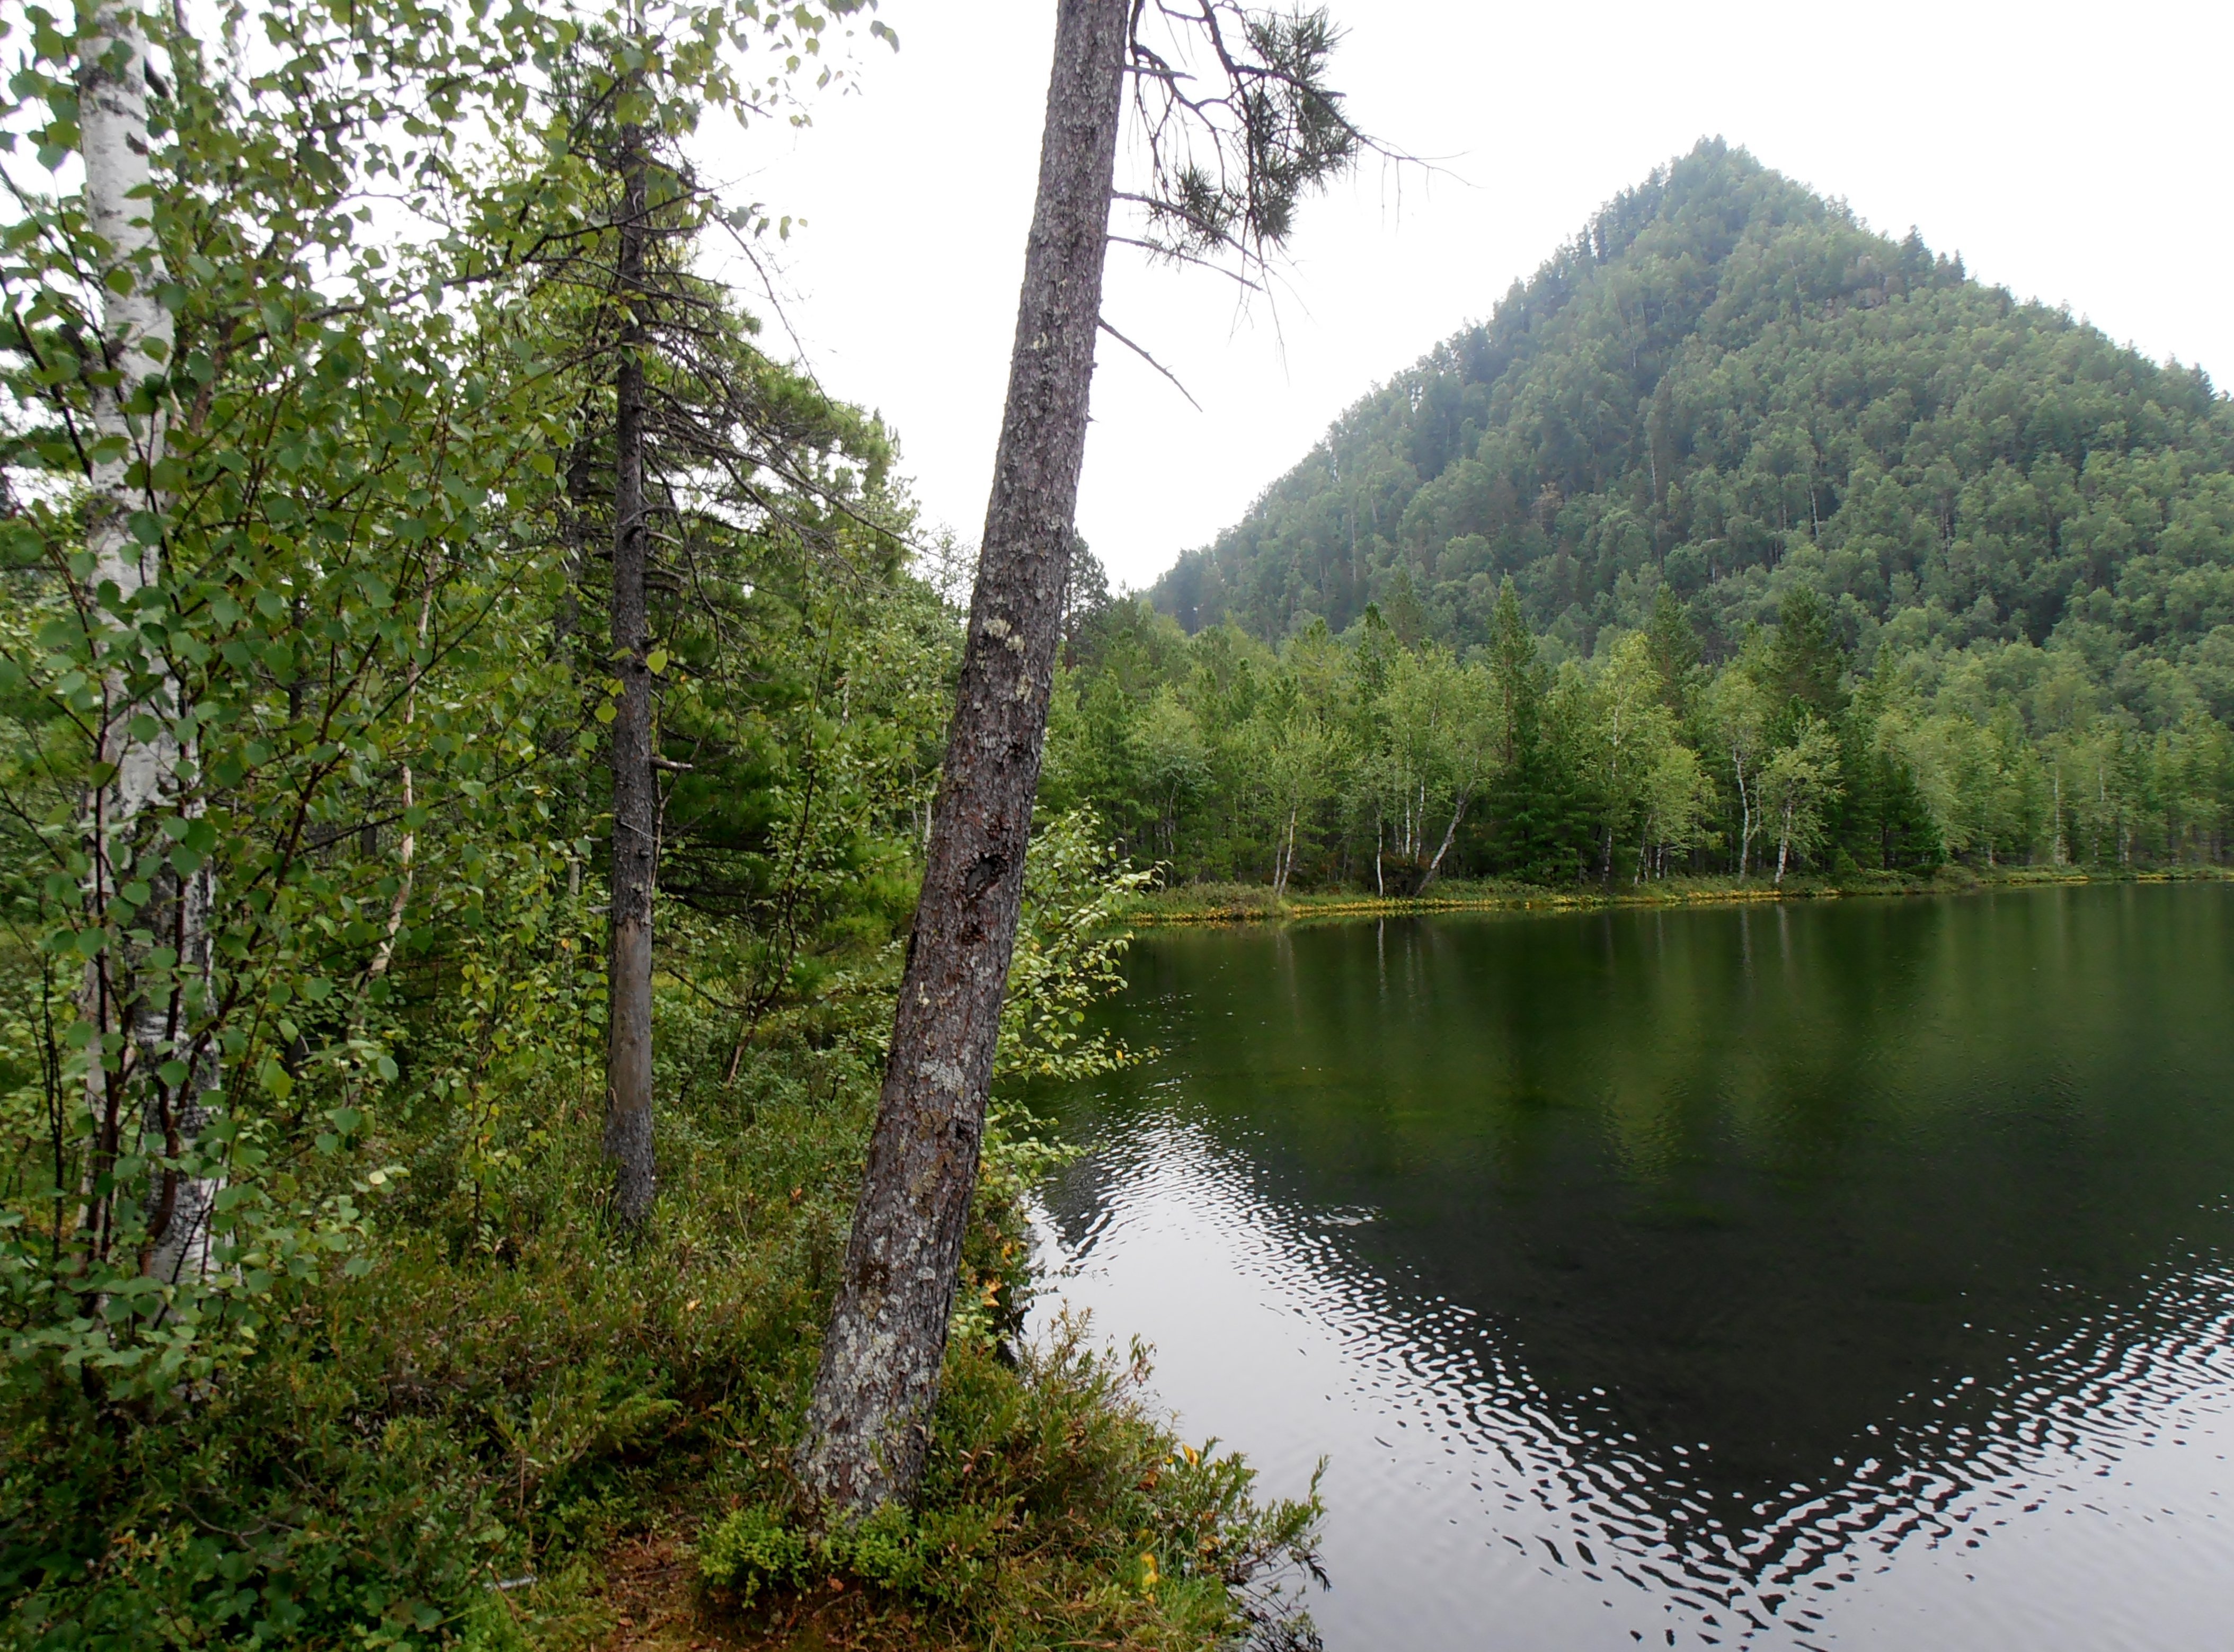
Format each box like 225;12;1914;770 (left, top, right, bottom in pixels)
605;129;657;1230
797;0;1125;1518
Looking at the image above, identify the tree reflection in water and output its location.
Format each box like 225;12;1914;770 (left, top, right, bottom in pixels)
1032;886;2234;1650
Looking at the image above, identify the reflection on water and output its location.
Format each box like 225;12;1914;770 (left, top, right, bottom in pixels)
1028;886;2234;1650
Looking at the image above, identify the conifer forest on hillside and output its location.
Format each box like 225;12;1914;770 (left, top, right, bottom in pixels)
1057;141;2234;891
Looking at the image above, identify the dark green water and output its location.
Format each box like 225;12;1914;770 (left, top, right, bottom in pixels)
1030;885;2234;1650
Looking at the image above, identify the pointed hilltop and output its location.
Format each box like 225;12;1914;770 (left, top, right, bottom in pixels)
1149;140;2233;672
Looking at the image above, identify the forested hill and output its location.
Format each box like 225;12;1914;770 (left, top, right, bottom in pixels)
1148;140;2234;688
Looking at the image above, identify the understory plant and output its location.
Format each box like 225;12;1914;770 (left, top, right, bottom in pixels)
0;812;1319;1651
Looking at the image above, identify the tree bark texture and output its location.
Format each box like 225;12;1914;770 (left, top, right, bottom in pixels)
76;5;222;1287
797;0;1127;1518
604;130;657;1230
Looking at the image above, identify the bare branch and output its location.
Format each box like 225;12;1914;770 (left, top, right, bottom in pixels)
1098;317;1202;411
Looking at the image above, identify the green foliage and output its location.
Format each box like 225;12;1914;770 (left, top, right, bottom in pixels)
997;811;1156;1089
1050;143;2234;892
0;0;907;1396
0;821;1283;1650
701;1320;1323;1647
1048;573;2234;893
0;5;1320;1649
1;1027;866;1650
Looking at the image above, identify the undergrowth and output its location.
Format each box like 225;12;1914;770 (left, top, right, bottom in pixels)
0;864;1320;1651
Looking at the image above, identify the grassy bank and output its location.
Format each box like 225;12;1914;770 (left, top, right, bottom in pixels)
1121;865;2234;925
1;990;1320;1652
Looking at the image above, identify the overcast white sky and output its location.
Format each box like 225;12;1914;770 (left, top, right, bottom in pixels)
715;1;2232;592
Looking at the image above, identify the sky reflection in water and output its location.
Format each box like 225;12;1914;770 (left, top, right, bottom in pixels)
1029;886;2234;1650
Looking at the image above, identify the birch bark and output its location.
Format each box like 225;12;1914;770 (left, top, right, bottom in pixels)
1419;796;1467;890
1732;748;1753;877
76;3;220;1287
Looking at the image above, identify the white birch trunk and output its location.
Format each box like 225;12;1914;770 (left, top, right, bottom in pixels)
1274;803;1299;900
1732;748;1753;878
367;582;432;979
77;3;219;1286
1420;795;1467;890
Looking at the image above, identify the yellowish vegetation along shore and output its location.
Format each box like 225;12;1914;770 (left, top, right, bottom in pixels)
1122;867;2234;927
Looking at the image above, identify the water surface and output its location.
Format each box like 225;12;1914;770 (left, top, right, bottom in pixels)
1029;885;2234;1650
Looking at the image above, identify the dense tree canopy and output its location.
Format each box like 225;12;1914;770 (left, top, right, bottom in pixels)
1050;575;2234;892
1150;141;2234;728
1078;142;2234;892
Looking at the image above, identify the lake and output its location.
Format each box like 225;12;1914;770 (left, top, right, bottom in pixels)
1026;884;2234;1651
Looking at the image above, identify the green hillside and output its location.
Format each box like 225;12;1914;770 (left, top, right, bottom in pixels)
1149;140;2234;717
1041;143;2234;890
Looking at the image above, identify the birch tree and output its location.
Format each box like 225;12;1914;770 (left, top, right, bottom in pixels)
1585;632;1676;884
1707;670;1771;877
6;0;882;1378
1635;741;1715;880
71;2;219;1286
1397;649;1496;890
1254;706;1345;899
1759;714;1843;884
0;0;598;1378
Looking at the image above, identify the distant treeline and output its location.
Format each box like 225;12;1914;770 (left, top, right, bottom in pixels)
1043;580;2233;891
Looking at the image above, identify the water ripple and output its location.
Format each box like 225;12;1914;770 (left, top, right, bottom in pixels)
1034;1113;2234;1649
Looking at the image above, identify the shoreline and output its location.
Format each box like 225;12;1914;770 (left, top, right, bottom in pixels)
1119;866;2234;927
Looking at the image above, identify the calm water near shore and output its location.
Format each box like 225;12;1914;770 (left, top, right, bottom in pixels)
1028;884;2234;1650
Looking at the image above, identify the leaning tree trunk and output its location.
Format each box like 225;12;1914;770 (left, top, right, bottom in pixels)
76;3;221;1288
798;0;1127;1518
1419;795;1469;891
604;126;658;1229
